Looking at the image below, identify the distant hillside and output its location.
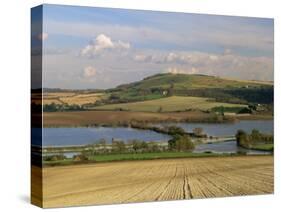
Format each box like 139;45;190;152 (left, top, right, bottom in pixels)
115;73;272;90
109;73;273;104
93;96;247;113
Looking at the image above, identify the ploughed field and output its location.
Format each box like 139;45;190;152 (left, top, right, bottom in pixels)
41;156;273;208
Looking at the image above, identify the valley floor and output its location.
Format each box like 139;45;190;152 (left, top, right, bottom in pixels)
42;110;273;127
39;155;273;208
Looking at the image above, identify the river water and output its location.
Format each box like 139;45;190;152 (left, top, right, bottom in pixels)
33;120;273;155
39;127;171;146
159;120;273;136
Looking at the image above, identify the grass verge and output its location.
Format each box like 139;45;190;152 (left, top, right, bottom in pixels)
43;152;230;166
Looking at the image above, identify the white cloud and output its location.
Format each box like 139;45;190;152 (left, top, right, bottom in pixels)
134;54;152;62
81;34;130;57
166;53;178;62
37;32;48;41
43;48;273;90
134;50;273;81
166;67;198;74
82;66;97;78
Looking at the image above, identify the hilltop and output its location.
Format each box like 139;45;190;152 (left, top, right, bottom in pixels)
40;73;273;114
115;73;272;90
110;73;273;104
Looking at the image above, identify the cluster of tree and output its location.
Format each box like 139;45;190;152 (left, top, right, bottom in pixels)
43;139;195;164
103;85;176;105
236;129;273;148
83;100;104;108
193;128;204;136
96;87;273;114
211;106;252;114
43;154;66;161
163;126;186;135
77;139;169;157
72;153;89;161
128;122;185;135
43;103;86;112
129;140;165;153
173;87;273;105
226;87;273;104
130;122;207;139
168;135;195;152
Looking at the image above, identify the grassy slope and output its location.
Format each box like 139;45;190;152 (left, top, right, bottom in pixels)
251;144;274;151
41;73;273;107
93;96;247;112
108;73;273;105
116;73;270;90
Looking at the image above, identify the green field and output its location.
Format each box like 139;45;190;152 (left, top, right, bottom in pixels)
251;144;274;151
41;73;273;113
43;152;228;166
93;96;247;112
88;152;226;161
109;73;273;105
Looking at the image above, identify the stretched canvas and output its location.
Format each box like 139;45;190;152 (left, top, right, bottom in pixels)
31;4;274;208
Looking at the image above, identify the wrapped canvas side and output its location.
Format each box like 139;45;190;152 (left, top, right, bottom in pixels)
31;5;43;208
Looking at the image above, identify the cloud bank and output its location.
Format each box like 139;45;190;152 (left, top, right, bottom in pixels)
80;34;130;57
41;6;273;89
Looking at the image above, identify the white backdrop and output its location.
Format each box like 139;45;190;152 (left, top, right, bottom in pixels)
0;0;279;211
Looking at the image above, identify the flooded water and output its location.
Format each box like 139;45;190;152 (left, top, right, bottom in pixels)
163;120;273;136
160;120;273;155
193;140;271;155
44;152;77;158
33;120;273;155
39;127;172;147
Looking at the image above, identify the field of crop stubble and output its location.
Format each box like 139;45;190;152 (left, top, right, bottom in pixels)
39;156;273;208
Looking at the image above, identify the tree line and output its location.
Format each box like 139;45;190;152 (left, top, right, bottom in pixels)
235;129;273;149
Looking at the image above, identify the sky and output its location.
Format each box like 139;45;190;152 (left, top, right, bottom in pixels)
32;4;274;89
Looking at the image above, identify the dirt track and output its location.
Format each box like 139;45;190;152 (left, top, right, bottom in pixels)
41;156;273;208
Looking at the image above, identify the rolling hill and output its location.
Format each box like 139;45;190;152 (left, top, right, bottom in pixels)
41;73;273;113
108;73;273;104
115;73;272;90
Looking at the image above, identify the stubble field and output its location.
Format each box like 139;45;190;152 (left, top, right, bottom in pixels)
41;156;273;208
43;92;106;106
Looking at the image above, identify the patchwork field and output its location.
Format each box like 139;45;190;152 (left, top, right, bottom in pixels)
43;92;106;106
41;156;273;208
93;96;247;112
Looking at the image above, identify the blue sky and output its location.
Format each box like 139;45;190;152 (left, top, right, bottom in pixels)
32;4;274;89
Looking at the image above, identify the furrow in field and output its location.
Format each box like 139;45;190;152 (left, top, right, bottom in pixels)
200;158;273;194
42;156;274;208
155;164;179;201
